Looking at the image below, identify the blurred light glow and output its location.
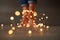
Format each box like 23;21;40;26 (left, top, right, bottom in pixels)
46;16;48;19
12;27;15;30
28;30;32;34
46;26;49;29
30;16;32;18
41;17;43;20
1;24;4;27
10;24;13;27
43;13;45;16
26;23;30;28
15;11;20;16
10;16;14;21
39;19;41;21
18;24;22;28
8;30;14;35
40;28;43;32
17;23;20;25
33;12;37;16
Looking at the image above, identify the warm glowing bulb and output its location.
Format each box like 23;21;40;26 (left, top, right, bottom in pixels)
41;17;43;20
10;16;14;21
26;23;30;28
46;16;48;19
40;28;43;32
8;30;14;35
1;24;4;27
46;26;49;29
43;13;45;16
33;12;37;16
30;16;32;18
39;23;44;27
12;27;15;30
10;24;13;27
28;30;32;34
33;20;35;23
18;24;22;28
15;11;20;16
17;23;20;25
39;19;41;21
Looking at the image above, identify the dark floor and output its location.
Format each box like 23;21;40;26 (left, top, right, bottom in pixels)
0;26;60;40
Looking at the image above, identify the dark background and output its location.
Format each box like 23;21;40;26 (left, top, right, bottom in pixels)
0;0;60;26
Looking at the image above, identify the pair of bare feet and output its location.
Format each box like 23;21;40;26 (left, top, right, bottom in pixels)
21;10;36;27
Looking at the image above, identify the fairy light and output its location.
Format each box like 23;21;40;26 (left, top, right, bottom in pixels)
46;16;48;19
1;24;4;27
1;24;4;29
18;24;22;28
33;12;37;17
28;30;32;34
39;23;44;27
41;17;43;20
33;20;35;23
46;26;49;29
39;19;41;21
12;27;15;30
26;23;30;28
8;30;14;35
17;23;20;26
10;16;14;21
40;28;43;32
15;11;20;16
30;16;32;18
43;13;45;16
10;24;13;27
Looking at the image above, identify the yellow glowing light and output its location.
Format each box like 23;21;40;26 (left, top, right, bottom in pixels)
33;23;36;28
33;12;37;17
43;13;45;16
26;23;30;28
12;27;15;30
43;25;46;28
40;28;43;32
30;16;32;18
39;19;41;21
20;19;22;22
33;20;35;23
36;25;39;28
17;23;20;25
39;23;44;27
28;30;32;34
10;24;13;27
41;17;43;20
1;24;4;27
46;26;49;29
15;11;20;16
8;30;14;35
38;23;43;27
18;24;22;28
22;10;29;15
23;24;25;27
46;16;48;19
10;16;14;21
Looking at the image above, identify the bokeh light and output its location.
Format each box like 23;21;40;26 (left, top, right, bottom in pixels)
46;16;48;19
15;11;20;16
10;16;14;21
8;30;14;35
1;24;4;27
12;27;15;30
43;13;45;16
28;30;32;34
46;26;49;29
40;28;43;32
